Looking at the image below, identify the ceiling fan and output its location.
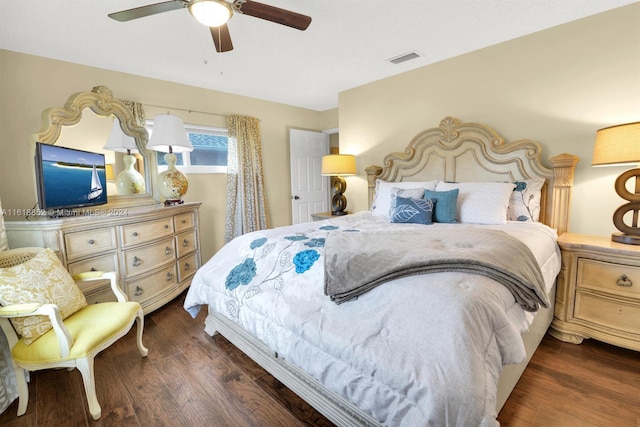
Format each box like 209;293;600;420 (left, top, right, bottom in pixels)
108;0;312;53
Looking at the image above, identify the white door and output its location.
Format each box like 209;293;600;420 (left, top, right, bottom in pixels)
290;129;329;224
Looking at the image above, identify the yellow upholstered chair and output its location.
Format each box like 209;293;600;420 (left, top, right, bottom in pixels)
0;247;148;420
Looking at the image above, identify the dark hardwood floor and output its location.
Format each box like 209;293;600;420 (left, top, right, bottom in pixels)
1;291;638;426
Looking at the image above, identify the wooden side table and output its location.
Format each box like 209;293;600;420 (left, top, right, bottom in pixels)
310;212;349;221
550;233;640;351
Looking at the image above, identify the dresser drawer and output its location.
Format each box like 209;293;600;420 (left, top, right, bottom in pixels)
175;230;197;258
174;212;195;233
574;290;640;335
68;253;118;277
123;237;176;278
577;258;640;298
64;227;116;260
126;264;177;304
121;217;174;247
178;253;197;282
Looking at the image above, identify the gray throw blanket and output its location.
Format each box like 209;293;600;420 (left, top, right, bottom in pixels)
324;228;549;311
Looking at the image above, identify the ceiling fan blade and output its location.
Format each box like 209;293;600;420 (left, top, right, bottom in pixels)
210;24;234;52
108;1;187;22
236;0;312;31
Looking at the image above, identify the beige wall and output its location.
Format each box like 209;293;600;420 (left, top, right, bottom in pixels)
338;3;640;237
0;50;337;261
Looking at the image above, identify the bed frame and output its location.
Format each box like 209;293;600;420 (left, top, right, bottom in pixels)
205;116;579;426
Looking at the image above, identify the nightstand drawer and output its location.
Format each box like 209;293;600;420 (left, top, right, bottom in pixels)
65;227;116;260
123;237;176;278
575;290;640;335
577;258;640;298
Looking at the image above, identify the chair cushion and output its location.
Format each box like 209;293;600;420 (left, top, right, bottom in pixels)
11;301;141;364
0;248;87;344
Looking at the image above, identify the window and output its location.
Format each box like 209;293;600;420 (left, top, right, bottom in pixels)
147;121;228;174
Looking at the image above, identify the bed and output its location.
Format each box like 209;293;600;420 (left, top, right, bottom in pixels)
184;116;579;426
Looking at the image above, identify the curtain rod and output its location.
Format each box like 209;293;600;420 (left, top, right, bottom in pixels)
143;103;227;118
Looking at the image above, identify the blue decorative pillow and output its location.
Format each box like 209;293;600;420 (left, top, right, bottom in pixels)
389;196;435;224
423;189;459;223
390;196;435;224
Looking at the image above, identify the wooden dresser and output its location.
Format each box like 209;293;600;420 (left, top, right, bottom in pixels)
550;233;640;351
4;202;201;314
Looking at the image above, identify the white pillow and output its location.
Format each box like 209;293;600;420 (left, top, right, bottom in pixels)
435;181;515;224
371;179;438;220
507;179;545;222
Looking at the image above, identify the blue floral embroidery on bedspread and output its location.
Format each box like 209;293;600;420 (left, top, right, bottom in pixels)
223;224;359;317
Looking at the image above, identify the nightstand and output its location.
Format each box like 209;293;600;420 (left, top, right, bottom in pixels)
310;211;349;221
550;233;640;351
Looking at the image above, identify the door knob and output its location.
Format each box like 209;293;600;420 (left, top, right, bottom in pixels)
293;195;300;200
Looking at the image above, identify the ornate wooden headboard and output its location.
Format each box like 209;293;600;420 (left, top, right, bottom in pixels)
365;117;579;235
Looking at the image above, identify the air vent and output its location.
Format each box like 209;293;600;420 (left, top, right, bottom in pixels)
387;51;422;65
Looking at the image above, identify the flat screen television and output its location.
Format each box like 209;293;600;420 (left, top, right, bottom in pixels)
35;142;108;214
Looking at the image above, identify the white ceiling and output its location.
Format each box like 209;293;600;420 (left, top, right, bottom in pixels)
1;0;637;111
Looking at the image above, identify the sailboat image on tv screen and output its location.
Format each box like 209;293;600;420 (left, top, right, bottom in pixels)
87;163;103;201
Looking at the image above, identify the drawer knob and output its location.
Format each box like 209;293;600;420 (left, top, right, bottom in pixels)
164;224;169;229
88;239;95;245
165;247;173;255
132;256;143;267
132;232;138;237
181;219;187;224
616;274;633;287
166;272;174;281
184;263;191;271
182;239;189;247
134;286;144;296
90;267;96;271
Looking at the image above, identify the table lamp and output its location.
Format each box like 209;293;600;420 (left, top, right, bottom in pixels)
103;118;146;195
146;114;193;205
321;154;356;215
592;121;640;244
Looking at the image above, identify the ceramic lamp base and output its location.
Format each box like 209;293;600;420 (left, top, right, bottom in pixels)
116;154;145;195
157;153;189;204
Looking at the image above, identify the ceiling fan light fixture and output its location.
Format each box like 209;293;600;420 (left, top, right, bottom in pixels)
188;0;232;27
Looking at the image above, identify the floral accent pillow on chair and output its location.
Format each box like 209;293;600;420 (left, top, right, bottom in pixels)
0;248;87;344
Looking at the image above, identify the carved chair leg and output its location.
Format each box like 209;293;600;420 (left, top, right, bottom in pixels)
135;310;149;357
13;365;28;416
76;357;101;420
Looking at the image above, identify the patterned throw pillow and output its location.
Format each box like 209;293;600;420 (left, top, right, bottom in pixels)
371;179;438;220
0;248;87;344
507;179;545;222
387;187;428;219
390;196;435;224
423;189;459;223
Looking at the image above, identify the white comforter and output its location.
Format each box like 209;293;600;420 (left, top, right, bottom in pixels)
184;212;560;426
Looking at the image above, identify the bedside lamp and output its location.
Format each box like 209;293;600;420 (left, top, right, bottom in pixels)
321;154;356;216
103;118;146;195
146;114;193;206
592;121;640;245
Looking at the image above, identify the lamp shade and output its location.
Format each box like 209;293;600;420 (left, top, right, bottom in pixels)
147;114;193;153
321;154;356;176
592;121;640;167
104;118;138;153
188;0;232;27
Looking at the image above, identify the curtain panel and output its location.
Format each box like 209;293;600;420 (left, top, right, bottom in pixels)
225;115;269;242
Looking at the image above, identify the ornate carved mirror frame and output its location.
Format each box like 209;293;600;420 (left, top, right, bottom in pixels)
32;86;158;208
